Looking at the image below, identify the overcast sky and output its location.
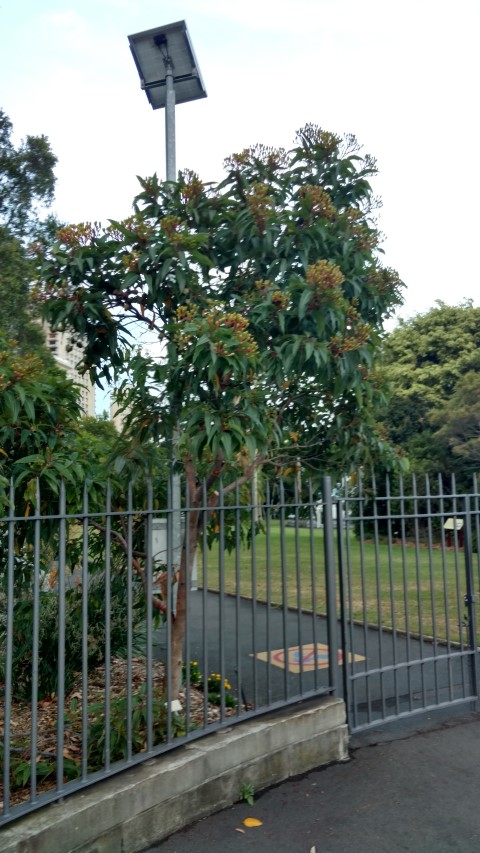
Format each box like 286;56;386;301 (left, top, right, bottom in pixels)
2;0;479;325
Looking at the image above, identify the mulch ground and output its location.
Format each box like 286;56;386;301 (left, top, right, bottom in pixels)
1;657;235;812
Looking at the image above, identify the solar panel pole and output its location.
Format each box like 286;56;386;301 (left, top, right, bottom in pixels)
163;53;176;180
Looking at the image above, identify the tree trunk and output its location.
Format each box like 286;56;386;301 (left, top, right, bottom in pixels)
169;504;200;700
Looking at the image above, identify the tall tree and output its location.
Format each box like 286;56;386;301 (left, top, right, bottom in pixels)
381;300;480;479
0;108;57;241
0;109;58;359
38;125;403;695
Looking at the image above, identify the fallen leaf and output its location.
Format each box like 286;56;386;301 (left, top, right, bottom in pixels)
235;828;245;834
243;817;263;828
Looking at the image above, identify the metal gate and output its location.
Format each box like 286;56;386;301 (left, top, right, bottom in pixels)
328;474;480;733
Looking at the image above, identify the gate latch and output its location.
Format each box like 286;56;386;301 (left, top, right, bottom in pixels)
464;593;476;606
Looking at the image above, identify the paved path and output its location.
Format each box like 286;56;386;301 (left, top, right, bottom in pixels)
150;711;480;852
155;590;475;729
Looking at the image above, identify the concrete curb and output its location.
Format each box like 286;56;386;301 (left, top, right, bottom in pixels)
1;696;348;853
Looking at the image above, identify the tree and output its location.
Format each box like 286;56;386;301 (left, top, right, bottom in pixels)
38;125;403;696
0;109;59;360
381;300;480;480
0;108;57;241
432;372;480;476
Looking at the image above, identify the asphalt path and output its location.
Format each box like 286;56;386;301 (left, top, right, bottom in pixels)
151;712;480;853
154;590;475;729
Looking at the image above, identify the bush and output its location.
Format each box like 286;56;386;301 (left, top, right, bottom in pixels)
0;563;146;702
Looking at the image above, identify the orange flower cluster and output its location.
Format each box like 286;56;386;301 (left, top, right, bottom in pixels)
305;260;345;309
246;182;274;235
298;185;336;220
56;222;100;248
329;307;371;355
224;144;288;172
180;170;204;204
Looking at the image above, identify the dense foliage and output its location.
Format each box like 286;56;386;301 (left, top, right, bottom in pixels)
37;124;403;695
381;300;480;483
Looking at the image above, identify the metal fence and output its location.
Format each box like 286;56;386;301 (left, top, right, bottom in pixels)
0;476;338;827
3;472;480;825
335;473;480;733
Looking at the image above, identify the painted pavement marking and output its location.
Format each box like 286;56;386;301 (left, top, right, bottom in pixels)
256;642;365;673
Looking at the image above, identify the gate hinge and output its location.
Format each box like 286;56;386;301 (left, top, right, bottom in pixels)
464;593;476;606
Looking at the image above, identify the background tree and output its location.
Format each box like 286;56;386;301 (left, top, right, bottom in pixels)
0;108;59;360
39;125;403;696
0;108;57;241
432;372;480;479
381;300;480;482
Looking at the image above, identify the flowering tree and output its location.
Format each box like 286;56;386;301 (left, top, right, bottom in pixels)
38;125;403;696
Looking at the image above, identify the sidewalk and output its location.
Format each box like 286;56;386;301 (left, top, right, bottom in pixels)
150;711;480;853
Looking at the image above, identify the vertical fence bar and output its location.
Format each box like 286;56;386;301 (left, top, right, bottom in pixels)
357;473;371;724
473;473;480;597
30;481;41;803
412;474;426;707
279;479;289;701
425;475;439;705
234;480;244;714
2;481;15;818
218;479;227;719
308;480;319;694
56;480;66;793
81;483;89;778
126;482;133;762
145;480;154;748
184;477;191;733
265;480;272;705
385;475;399;717
335;489;349;710
463;495;478;701
103;481;112;771
293;476;304;692
344;477;358;727
201;479;209;726
451;475;468;698
323;477;339;695
372;473;385;719
399;474;413;712
438;475;453;701
249;477;258;708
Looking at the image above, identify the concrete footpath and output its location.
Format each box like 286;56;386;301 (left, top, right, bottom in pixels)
150;711;480;853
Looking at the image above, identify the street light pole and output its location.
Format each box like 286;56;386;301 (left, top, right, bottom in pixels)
164;55;176;181
128;20;207;589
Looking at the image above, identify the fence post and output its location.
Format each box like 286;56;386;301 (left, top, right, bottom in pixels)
323;476;339;695
463;495;478;702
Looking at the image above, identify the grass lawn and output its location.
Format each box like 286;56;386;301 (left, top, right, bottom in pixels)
199;523;475;645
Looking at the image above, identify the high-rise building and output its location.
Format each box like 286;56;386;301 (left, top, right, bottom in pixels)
45;327;95;416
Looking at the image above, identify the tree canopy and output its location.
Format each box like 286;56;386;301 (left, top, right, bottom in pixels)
0;108;57;241
37;124;403;696
39;125;403;481
0;109;59;360
381;300;480;479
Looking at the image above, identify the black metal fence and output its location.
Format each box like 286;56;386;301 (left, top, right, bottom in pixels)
2;472;479;825
335;473;479;732
0;477;337;826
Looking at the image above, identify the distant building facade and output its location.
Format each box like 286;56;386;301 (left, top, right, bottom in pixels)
45;327;95;416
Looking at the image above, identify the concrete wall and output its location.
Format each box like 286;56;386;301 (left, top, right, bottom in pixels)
2;696;348;853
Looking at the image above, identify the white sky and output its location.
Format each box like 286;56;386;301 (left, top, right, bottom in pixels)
2;0;479;326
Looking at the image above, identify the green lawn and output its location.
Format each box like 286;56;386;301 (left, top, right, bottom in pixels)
199;523;476;645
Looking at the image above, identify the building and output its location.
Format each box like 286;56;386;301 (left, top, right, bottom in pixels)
45;327;95;416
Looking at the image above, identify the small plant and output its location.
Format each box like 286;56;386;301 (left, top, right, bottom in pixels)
206;672;237;708
182;663;237;708
239;782;255;806
182;660;203;687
